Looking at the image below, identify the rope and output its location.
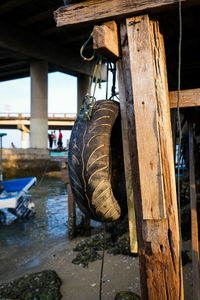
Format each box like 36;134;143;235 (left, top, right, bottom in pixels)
99;223;106;300
177;1;183;299
35;159;51;189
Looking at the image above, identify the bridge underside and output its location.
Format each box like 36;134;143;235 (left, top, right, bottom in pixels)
0;0;106;81
0;1;97;149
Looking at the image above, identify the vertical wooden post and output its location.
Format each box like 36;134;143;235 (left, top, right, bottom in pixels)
189;122;200;300
66;166;76;239
118;15;183;299
117;24;138;253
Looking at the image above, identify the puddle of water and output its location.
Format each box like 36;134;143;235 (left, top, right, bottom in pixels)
0;173;69;281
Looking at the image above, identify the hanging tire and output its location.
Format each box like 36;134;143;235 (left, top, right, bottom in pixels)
68;100;127;222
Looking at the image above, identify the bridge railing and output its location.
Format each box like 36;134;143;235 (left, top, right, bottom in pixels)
0;112;77;119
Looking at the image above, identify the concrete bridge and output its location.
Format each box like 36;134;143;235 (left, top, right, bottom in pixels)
0;112;76;130
0;112;76;148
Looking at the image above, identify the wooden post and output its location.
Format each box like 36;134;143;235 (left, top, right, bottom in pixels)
118;15;183;299
189;122;200;300
117;46;138;254
65;165;76;239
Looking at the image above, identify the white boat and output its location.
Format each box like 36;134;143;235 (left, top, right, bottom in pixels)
0;177;37;218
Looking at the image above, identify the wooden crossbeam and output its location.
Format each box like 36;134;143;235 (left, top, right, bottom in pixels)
55;0;198;27
169;88;200;108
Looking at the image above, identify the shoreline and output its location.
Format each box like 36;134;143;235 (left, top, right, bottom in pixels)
0;234;194;300
0;236;141;300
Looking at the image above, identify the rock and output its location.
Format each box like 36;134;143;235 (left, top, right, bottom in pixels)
115;291;141;300
72;248;102;268
0;270;62;300
73;233;114;252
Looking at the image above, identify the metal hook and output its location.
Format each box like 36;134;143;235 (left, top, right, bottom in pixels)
80;31;95;61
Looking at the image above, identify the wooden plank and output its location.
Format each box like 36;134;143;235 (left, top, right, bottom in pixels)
125;15;183;298
127;15;165;220
93;21;120;61
117;24;138;252
169;88;200;108
54;0;197;27
189;122;200;300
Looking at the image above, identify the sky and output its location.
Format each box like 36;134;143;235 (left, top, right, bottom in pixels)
0;71;109;148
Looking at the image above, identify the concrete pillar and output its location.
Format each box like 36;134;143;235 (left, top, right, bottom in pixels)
30;61;48;149
77;74;90;113
21;131;27;149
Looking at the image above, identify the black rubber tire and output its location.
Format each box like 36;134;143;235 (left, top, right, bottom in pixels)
68;100;127;222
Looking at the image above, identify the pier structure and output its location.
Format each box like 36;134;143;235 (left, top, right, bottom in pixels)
54;1;200;299
0;1;199;299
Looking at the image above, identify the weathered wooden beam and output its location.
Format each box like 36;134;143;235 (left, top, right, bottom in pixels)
169;88;200;108
189;122;200;300
123;15;183;298
93;21;120;61
65;166;76;239
54;0;198;27
117;32;138;253
127;15;166;220
0;20;107;78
